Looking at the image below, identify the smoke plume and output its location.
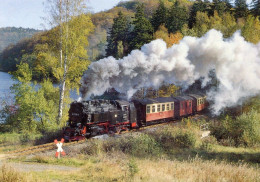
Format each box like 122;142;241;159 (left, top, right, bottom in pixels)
80;29;260;114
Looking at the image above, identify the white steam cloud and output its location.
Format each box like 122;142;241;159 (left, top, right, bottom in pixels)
80;29;260;114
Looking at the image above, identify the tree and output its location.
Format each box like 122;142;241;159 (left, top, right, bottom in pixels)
128;3;154;51
210;0;229;16
190;11;211;37
154;25;183;47
158;83;179;97
45;0;94;124
151;0;167;32
242;15;260;44
188;0;208;28
2;63;60;133
235;0;248;19
106;11;130;59
251;0;260;17
166;1;189;33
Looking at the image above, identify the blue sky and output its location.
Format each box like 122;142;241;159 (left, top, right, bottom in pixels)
0;0;124;30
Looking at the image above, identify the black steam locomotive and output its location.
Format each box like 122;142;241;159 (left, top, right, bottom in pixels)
63;94;207;141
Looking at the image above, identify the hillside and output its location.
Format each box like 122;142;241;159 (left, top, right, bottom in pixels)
0;27;41;53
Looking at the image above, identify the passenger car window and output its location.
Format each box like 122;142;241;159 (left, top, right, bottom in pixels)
166;104;169;111
146;106;150;113
162;104;165;111
152;105;156;113
171;103;174;110
157;104;161;112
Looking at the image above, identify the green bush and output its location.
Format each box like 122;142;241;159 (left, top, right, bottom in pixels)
127;158;139;178
105;134;162;157
210;110;260;147
200;136;217;151
152;127;197;150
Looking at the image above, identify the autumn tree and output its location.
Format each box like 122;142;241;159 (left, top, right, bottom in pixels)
154;25;183;47
45;0;94;124
242;15;260;43
128;3;153;51
158;83;179;97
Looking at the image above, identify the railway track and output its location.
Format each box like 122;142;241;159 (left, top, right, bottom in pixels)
6;139;86;156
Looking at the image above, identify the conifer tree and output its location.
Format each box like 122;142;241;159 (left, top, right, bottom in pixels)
189;0;208;28
210;0;230;16
166;1;189;33
251;0;260;17
106;11;129;59
128;3;153;51
151;1;167;32
235;0;248;18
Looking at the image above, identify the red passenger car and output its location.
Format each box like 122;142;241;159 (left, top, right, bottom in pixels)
188;94;207;113
134;97;176;126
174;96;193;117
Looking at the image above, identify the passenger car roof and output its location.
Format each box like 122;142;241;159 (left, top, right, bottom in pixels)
188;94;203;99
135;97;177;105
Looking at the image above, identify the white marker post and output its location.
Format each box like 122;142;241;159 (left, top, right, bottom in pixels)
54;138;66;159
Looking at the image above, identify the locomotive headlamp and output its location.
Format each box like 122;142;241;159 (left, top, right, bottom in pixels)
115;114;117;117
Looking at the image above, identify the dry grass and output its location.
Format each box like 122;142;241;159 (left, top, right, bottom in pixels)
0;164;43;182
32;154;260;182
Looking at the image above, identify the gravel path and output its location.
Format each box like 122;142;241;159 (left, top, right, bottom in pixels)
1;161;80;172
0;152;80;172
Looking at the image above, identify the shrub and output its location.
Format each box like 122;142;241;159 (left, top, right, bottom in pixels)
127;158;139;178
210;110;260;147
106;134;162;157
200;136;217;151
152;127;197;150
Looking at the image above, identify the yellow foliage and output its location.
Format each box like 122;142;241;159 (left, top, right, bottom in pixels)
154;25;183;47
242;15;260;44
158;83;179;97
169;31;183;45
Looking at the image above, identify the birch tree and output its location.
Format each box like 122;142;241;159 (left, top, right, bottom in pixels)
45;0;94;124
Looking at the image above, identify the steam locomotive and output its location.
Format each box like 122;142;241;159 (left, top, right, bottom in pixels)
63;94;207;141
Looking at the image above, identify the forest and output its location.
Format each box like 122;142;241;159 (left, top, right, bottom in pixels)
0;27;41;55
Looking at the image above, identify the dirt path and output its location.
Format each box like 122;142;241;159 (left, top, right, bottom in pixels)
0;154;80;172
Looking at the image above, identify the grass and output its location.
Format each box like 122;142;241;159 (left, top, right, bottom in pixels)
0;164;43;182
26;155;260;182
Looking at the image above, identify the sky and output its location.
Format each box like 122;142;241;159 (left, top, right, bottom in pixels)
0;0;124;30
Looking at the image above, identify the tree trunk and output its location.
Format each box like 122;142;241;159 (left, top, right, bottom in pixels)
57;60;67;124
57;0;69;125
